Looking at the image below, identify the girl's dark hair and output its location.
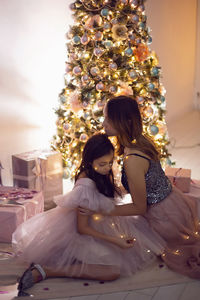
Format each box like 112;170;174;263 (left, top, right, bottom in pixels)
106;96;160;160
75;133;117;197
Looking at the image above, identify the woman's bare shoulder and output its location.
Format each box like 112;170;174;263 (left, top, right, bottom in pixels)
124;148;151;160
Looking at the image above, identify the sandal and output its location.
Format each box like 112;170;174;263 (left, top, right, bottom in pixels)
17;263;46;296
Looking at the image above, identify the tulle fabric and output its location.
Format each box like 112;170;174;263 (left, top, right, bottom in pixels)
145;186;200;279
12;178;165;277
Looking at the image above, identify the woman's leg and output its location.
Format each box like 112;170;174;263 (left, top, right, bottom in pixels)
32;264;120;282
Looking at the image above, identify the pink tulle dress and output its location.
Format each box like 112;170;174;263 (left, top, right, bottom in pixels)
12;178;165;277
122;153;200;279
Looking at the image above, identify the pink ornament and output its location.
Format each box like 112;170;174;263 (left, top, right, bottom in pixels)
94;48;104;57
81;33;90;45
82;101;88;108
96;82;105;91
73;66;82;75
69;53;78;61
109;85;117;93
84;14;102;30
63;123;70;132
80;133;88;142
109;62;118;70
94;31;103;41
97;100;105;108
81;74;90;84
65;64;72;73
90;67;100;76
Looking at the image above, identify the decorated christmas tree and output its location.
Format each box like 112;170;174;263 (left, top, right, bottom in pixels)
52;0;171;178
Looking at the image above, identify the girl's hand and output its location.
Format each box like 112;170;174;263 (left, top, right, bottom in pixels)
78;206;95;216
111;236;135;249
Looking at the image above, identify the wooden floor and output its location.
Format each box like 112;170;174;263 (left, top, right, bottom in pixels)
0;110;200;300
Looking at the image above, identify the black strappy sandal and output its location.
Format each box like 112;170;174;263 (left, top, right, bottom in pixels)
17;263;46;297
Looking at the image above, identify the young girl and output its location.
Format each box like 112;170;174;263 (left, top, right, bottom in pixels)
79;96;200;279
13;133;165;297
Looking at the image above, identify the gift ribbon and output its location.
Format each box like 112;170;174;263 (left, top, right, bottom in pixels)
13;151;63;191
190;179;200;189
172;168;182;186
0;188;39;222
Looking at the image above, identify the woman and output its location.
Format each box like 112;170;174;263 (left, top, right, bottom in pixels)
79;95;200;279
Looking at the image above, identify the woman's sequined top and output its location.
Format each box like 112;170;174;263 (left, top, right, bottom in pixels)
121;153;172;205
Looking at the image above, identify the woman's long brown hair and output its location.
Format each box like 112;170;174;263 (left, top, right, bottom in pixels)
106;96;160;160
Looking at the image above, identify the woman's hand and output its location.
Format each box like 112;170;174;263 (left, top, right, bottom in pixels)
111;236;135;249
78;206;95;216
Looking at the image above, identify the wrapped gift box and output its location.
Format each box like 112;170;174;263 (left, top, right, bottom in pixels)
165;167;191;193
184;180;200;218
12;149;63;210
0;186;44;243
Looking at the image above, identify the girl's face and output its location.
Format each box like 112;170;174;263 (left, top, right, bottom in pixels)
102;105;118;136
92;150;114;175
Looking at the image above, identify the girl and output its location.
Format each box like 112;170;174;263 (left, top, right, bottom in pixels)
80;96;200;279
13;133;164;297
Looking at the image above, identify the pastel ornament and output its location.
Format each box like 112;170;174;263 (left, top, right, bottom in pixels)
150;125;159;135
90;67;100;76
97;100;105;108
130;14;139;23
148;83;155;90
81;74;90;84
139;22;145;29
144;106;154;117
160;95;165;103
109;85;117;93
69;53;78;61
104;22;111;31
147;36;152;44
84;15;102;30
82;101;88;108
73;66;82;76
151;67;159;76
104;40;113;48
129;0;138;6
73;35;81;44
80;133;88;142
81;33;90;45
125;47;133;56
94;48;104;57
129;70;137;79
136;96;144;104
94;31;103;41
63;123;70;132
101;8;109;17
65;64;72;73
109;62;118;70
96;82;105;91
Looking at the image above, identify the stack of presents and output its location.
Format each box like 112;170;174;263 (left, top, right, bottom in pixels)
0;150;200;244
0;150;63;243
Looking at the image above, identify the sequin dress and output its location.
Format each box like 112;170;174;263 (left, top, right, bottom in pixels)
122;153;200;279
12;178;165;277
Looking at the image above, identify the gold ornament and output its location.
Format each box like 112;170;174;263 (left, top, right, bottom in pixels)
112;24;128;40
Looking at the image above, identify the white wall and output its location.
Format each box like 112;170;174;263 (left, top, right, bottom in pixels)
146;0;197;123
0;0;197;185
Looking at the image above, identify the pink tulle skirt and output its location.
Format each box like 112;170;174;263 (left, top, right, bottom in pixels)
145;186;200;279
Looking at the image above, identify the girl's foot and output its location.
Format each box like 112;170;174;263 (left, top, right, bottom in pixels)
17;263;46;296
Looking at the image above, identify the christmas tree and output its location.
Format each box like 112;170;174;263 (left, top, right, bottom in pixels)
52;0;171;178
